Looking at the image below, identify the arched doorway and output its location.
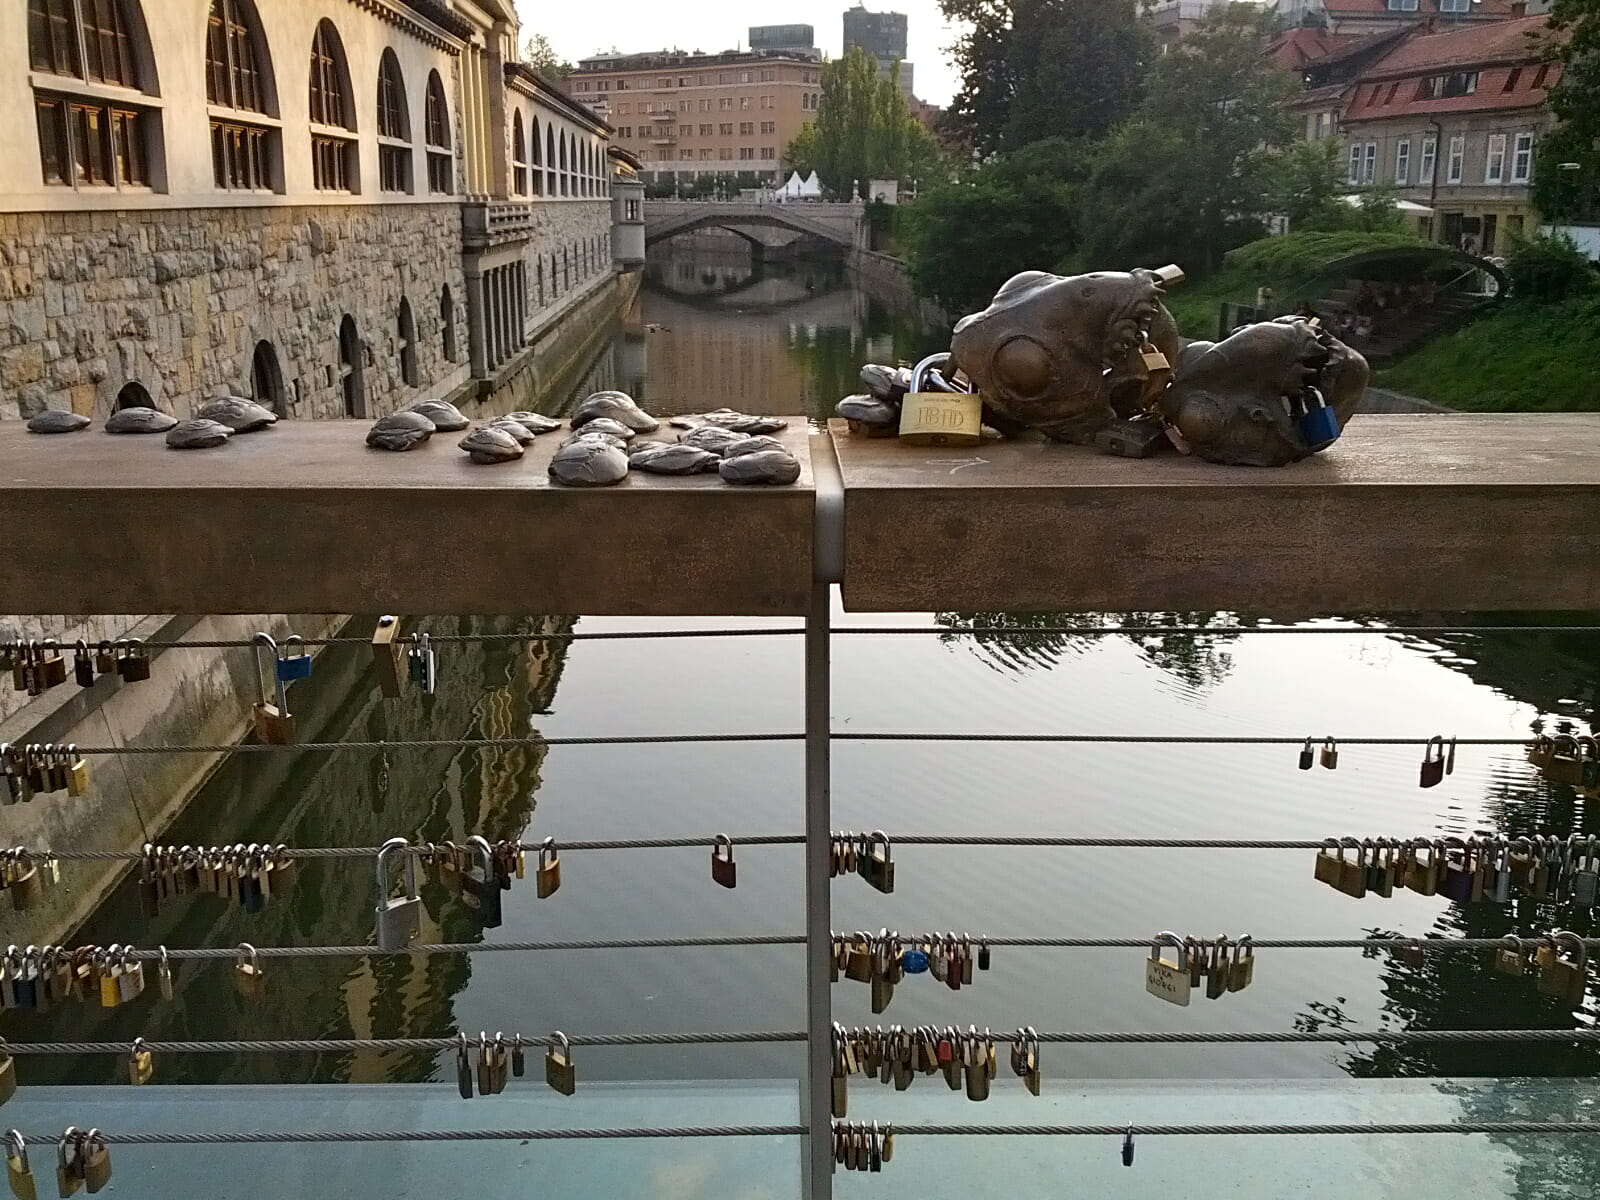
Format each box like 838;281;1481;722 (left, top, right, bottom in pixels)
339;314;364;417
251;340;285;414
115;381;154;410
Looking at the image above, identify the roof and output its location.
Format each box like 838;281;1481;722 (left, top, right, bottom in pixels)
1287;81;1353;111
1359;13;1555;76
504;63;614;134
1267;26;1359;69
1341;12;1561;122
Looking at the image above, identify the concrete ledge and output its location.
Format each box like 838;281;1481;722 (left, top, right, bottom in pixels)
0;422;815;616
832;415;1600;614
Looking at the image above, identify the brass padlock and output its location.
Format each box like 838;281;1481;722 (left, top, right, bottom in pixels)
544;1031;576;1096
37;641;66;690
0;1041;17;1107
1545;735;1583;786
116;638;151;683
1492;935;1526;977
95;950;122;1009
535;837;561;899
93;642;116;676
63;747;88;798
233;942;266;1000
899;353;981;448
1537;931;1589;1008
127;1038;154;1086
251;633;296;745
1336;837;1368;898
53;1129;81;1199
6;1129;36;1200
862;830;894;895
1145;932;1191;1006
1228;935;1256;992
8;854;43;914
77;1131;109;1195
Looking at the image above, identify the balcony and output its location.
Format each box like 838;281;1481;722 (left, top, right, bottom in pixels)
461;201;537;250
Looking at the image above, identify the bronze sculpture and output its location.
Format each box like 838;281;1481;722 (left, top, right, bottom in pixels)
840;264;1368;467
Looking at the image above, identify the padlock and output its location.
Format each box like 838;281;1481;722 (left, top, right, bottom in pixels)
233;942;266;999
72;641;95;689
535;836;562;899
898;353;981;447
1493;935;1526;977
116;638;151;683
963;1034;990;1102
1545;735;1584;786
1579;736;1600;797
157;946;174;1002
862;830;894;895
408;632;437;695
461;836;503;927
34;641;65;690
475;1031;494;1097
1487;839;1514;904
455;1033;473;1100
1536;931;1589;1009
6;1129;35;1200
0;745;22;807
1228;934;1256;992
1206;937;1231;1000
1366;838;1395;898
1404;839;1439;896
54;1130;80;1199
93;642;116;675
1144;931;1191;1006
63;747;88;798
370;616;404;699
250;633;295;745
1572;836;1599;909
1319;737;1339;769
127;1037;154;1085
275;635;313;682
1298;737;1315;771
545;1031;576;1096
1297;384;1341;448
77;1131;109;1194
1438;839;1475;904
1313;839;1343;888
8;854;43;914
710;834;737;889
1419;736;1447;788
1121;1126;1136;1167
95;949;122;1009
1336;837;1368;899
1138;341;1173;406
830;1031;850;1118
9;950;36;1012
510;1034;526;1078
373;838;421;951
845;932;874;983
0;1043;14;1108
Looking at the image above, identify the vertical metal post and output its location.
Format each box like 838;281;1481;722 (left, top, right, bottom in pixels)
805;428;844;1200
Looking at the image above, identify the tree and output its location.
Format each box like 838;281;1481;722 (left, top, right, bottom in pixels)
523;34;572;84
1078;4;1299;269
941;0;1150;157
1271;139;1354;233
784;50;945;196
1533;0;1600;224
900;138;1086;313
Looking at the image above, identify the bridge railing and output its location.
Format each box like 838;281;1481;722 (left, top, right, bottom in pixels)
4;416;1600;1198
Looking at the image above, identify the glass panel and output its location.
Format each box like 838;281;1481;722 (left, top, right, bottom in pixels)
81;0;134;87
113;107;147;185
29;0;82;78
71;101;112;184
35;96;70;185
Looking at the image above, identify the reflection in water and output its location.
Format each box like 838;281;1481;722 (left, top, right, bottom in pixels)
30;241;1600;1136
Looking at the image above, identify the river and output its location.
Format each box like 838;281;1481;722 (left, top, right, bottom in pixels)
18;242;1600;1100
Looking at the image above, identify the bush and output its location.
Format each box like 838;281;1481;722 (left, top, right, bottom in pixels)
1223;229;1426;277
1505;232;1598;303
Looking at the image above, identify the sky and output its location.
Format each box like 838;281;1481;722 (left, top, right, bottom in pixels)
513;0;966;107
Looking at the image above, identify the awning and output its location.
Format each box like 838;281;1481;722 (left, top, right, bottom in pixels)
1341;194;1435;216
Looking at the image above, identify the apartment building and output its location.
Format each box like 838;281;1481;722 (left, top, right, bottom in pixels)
1272;0;1535;36
568;49;822;186
1338;14;1561;253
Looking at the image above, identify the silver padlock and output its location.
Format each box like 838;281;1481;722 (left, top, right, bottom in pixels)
1573;836;1599;909
374;838;422;951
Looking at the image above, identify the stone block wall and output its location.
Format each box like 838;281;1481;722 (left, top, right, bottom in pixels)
0;203;472;422
519;200;616;320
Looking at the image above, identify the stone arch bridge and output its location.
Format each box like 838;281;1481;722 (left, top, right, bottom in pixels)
643;200;864;250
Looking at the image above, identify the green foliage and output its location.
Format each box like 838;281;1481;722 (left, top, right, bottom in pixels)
1223;229;1426;276
1271;140;1354;232
1077;5;1299;270
1504;231;1599;302
941;0;1149;157
1380;294;1600;411
522;34;571;83
1534;0;1600;223
784;50;945;197
899;139;1085;314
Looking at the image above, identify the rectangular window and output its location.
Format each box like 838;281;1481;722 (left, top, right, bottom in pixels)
1387;0;1418;10
760;95;774;109
1511;132;1534;183
575;81;590;92
1419;135;1436;184
1362;141;1377;184
719;122;733;135
379;144;410;193
1484;133;1506;184
30;0;82;76
313;135;353;191
699;148;712;160
1439;0;1469;11
211;119;270;190
35;96;69;184
760;146;775;159
1503;67;1522;92
719;147;732;160
718;72;732;84
718;97;732;111
68;101;113;185
739;122;753;135
427;149;450;194
1348;142;1362;185
680;124;693;136
680;149;692;160
679;76;691;86
679;99;691;112
111;107;147;185
1447;134;1464;184
699;99;710;112
760;69;775;82
739;71;751;83
739;96;751;110
657;77;671;88
1395;138;1410;186
739;147;754;160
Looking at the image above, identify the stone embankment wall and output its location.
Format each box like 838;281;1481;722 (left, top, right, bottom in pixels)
846;246;952;331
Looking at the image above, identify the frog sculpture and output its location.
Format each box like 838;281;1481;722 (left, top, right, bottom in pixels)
946;267;1367;466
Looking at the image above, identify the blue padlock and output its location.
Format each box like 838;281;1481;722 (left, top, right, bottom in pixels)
274;635;313;682
1297;385;1341;449
901;947;930;975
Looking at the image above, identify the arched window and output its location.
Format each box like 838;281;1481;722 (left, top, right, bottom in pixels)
115;380;153;409
439;285;457;363
29;0;161;191
339;314;364;418
397;297;418;387
205;0;277;191
529;117;543;197
511;110;527;196
559;132;569;197
308;19;356;191
376;48;410;194
250;339;284;414
424;70;451;194
545;125;556;196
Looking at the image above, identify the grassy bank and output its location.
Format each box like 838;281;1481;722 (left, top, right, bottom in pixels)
1377;295;1600;411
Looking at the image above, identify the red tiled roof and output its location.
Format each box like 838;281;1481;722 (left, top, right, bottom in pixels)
1288;82;1354;111
1344;59;1562;123
1267;27;1359;69
1360;13;1555;76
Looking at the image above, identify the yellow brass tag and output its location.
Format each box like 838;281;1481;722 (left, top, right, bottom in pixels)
898;392;982;447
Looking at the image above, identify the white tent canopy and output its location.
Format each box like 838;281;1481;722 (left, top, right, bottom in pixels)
779;171;806;197
800;171;823;197
1341;194;1434;215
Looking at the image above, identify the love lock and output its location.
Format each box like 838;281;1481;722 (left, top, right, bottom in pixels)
1296;384;1341;449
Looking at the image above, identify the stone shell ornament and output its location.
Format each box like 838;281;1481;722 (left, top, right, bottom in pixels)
628;442;721;475
487;416;539;445
405;399;470;432
548;439;630;487
458;425;524;464
365;411;435;451
501;411;562;434
26;410;91;434
678;426;752;455
165;419;234;449
718;449;802;485
105;407;178;434
571;391;659;433
197;395;278;432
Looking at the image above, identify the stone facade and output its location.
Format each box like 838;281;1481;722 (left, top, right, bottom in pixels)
0;202;468;421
